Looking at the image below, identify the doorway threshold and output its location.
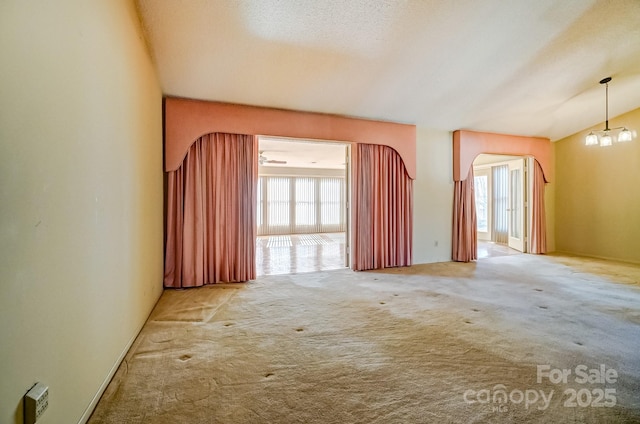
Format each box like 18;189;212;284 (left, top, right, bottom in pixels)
256;232;346;276
478;241;523;259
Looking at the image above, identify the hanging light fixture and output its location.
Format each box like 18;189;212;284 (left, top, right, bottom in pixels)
585;77;633;146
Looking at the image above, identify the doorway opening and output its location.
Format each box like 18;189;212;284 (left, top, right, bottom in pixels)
256;136;350;276
473;154;531;258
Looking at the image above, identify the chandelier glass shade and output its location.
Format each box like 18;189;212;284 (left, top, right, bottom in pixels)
585;77;633;146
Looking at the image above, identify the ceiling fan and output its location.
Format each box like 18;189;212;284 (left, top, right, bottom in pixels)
258;151;287;165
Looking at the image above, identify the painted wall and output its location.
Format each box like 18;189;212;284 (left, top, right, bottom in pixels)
554;107;640;263
0;2;163;423
413;128;454;263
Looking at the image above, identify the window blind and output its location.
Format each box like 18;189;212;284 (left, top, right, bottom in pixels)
257;176;346;236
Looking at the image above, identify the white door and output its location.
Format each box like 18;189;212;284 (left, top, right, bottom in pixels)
473;168;492;241
344;144;350;268
507;159;526;252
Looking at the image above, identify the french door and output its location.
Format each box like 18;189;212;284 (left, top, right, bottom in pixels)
507;159;526;252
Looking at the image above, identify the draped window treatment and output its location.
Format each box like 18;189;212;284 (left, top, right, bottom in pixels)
353;144;413;271
452;167;477;262
530;159;547;254
164;133;257;288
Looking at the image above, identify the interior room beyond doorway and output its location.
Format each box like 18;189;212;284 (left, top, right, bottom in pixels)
256;136;349;276
473;154;527;256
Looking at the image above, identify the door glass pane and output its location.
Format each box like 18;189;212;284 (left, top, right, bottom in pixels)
510;169;521;239
474;175;488;232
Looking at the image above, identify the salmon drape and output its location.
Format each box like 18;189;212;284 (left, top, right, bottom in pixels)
452;167;477;262
164;133;258;288
353;144;413;271
530;159;547;254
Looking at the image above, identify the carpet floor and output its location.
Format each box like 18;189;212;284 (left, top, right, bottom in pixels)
89;254;640;423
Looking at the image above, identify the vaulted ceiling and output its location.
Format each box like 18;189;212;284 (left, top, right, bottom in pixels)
135;0;640;141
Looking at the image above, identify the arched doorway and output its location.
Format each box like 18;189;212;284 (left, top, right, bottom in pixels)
473;154;527;259
452;130;551;262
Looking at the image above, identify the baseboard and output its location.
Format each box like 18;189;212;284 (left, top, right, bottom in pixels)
552;250;640;266
77;294;163;424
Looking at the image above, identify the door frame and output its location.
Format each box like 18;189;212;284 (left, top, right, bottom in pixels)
473;156;529;253
256;136;352;271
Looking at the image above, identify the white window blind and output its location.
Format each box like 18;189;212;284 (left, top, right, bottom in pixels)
474;175;488;233
493;165;508;244
257;176;345;236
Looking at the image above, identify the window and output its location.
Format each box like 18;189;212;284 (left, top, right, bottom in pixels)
258;176;345;235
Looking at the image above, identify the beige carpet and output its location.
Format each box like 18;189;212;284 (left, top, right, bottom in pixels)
89;254;640;423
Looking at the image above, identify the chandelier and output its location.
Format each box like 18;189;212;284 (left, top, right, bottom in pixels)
585;77;633;146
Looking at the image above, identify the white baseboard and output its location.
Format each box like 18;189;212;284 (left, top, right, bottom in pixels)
77;295;162;424
553;250;640;265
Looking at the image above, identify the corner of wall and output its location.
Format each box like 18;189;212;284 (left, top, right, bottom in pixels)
553;107;640;263
412;127;454;264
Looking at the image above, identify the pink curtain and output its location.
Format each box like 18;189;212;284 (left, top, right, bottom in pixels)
164;133;258;288
353;144;413;271
530;159;547;254
452;167;477;262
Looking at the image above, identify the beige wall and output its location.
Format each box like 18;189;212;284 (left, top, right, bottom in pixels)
0;1;164;423
413;128;454;263
554;107;640;263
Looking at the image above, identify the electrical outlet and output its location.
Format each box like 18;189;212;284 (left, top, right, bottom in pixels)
24;382;48;424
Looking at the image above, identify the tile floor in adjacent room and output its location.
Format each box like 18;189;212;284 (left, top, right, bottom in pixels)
477;240;523;259
256;237;519;276
256;232;346;276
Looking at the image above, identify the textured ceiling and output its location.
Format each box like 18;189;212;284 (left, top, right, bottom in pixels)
136;0;640;141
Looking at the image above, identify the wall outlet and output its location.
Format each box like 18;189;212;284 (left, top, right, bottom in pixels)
24;382;48;424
